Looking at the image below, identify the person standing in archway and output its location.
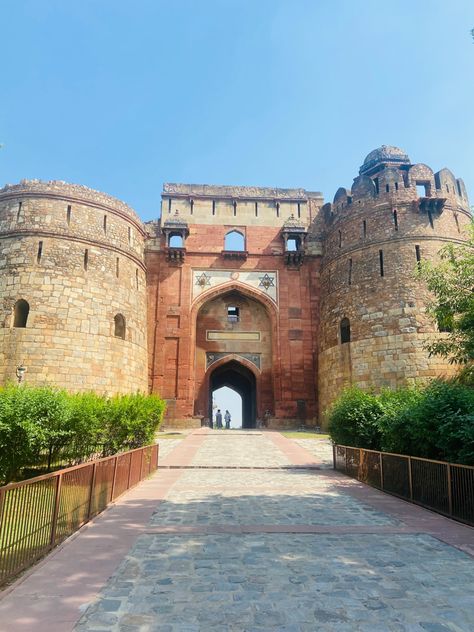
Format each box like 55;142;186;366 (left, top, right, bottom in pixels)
215;409;223;429
224;409;231;429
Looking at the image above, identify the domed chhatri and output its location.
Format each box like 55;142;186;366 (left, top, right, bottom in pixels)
282;213;306;230
360;145;410;175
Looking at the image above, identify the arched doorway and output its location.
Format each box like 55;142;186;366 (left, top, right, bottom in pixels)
193;284;275;426
210;360;257;429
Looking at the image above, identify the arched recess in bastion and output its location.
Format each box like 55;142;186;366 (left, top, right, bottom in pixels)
190;282;278;425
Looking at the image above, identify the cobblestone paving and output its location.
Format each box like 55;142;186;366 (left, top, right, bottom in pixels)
291;438;333;468
149;469;395;527
76;533;474;632
76;431;474;632
191;431;290;468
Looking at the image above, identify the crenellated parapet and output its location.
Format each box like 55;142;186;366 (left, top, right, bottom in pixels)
321;147;471;265
0;179;144;229
322;147;470;233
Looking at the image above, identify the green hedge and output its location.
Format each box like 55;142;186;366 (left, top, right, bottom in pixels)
327;380;474;465
0;386;166;484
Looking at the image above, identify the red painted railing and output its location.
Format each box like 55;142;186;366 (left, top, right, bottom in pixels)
0;444;159;586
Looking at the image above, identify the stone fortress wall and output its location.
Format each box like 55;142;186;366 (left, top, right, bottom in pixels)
318;147;472;416
0;180;148;393
0;146;470;426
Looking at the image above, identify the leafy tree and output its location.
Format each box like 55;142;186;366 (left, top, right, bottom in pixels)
416;226;474;364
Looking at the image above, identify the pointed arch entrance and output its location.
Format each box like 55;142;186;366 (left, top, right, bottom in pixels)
192;282;275;426
210;360;257;429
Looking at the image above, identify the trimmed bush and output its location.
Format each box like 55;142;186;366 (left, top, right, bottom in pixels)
103;393;166;455
327;379;474;465
327;387;384;450
0;388;166;484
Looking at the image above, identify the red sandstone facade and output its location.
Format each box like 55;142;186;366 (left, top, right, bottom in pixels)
146;184;323;428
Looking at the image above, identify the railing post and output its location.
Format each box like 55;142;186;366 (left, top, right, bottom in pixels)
87;462;97;520
0;487;6;529
139;448;145;481
332;444;336;470
379;452;384;490
345;446;348;473
447;463;453;516
127;452;133;490
359;448;362;481
110;456;118;502
407;456;413;500
50;473;63;547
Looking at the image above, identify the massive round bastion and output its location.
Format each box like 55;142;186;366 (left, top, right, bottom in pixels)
0;179;148;393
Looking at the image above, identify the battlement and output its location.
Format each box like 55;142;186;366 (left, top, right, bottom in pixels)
0;179;142;225
323;147;470;225
163;182;323;202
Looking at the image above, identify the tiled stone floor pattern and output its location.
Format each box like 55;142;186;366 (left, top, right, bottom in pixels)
76;432;474;631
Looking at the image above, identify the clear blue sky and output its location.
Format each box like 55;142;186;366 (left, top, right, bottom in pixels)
1;0;473;222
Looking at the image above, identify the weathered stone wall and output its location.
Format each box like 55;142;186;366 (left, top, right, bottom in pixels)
0;180;148;393
318;153;471;421
1;149;470;426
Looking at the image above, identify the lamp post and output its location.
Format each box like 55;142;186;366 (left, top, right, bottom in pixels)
16;364;27;385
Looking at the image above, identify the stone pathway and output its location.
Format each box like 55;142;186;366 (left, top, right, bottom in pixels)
156;439;182;459
291;438;333;468
1;429;473;632
74;430;473;632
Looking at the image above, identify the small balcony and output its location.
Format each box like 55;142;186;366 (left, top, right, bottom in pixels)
165;247;186;263
221;250;248;260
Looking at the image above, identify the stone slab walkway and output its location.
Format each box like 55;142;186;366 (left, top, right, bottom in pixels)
1;429;473;632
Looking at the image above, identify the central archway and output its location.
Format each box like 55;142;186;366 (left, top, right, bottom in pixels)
210;360;257;429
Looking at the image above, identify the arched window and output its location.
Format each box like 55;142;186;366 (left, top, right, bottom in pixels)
13;299;30;328
224;230;245;251
340;317;351;344
114;313;126;340
169;234;184;247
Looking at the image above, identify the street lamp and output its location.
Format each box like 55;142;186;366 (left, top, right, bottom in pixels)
16;364;27;385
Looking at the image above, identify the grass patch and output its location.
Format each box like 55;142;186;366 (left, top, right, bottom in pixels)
156;432;184;439
282;431;330;440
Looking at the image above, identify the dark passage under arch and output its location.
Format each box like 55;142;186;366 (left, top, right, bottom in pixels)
210;360;256;429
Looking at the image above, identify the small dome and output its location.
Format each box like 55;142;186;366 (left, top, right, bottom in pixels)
360;145;410;175
162;209;189;229
282;214;305;229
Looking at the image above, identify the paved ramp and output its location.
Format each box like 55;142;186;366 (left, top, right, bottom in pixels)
1;430;473;631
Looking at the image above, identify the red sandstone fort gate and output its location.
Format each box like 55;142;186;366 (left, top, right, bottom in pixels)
146;184;321;428
0;147;470;425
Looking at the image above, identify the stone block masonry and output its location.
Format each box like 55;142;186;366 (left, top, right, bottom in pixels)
0;181;148;393
0;146;471;425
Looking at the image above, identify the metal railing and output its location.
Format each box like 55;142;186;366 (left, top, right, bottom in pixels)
0;443;159;587
333;444;474;526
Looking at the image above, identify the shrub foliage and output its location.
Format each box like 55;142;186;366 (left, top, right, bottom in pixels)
328;380;474;465
0;387;165;484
